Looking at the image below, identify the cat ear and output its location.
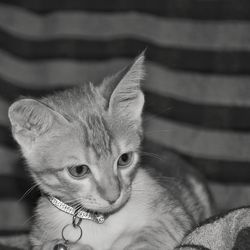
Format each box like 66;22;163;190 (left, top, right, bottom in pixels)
8;99;68;149
100;52;145;121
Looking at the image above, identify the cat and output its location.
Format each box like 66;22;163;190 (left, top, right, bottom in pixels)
8;53;213;250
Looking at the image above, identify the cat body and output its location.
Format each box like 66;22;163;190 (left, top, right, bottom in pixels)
31;168;211;250
8;54;212;250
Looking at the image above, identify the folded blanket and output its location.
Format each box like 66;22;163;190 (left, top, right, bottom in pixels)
1;207;250;250
177;207;250;250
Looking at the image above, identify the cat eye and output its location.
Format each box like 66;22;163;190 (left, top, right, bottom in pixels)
117;152;134;167
67;165;90;179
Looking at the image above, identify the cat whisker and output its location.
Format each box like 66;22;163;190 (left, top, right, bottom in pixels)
132;189;146;192
65;198;80;204
21;214;37;227
63;197;89;209
132;181;147;186
40;229;50;243
140;151;164;161
65;200;81;207
75;203;82;211
17;183;39;203
154;176;180;181
63;197;82;203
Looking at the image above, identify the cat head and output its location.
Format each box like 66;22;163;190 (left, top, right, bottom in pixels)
8;54;145;213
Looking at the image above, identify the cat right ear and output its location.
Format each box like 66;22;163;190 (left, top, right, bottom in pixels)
8;99;68;150
99;52;145;122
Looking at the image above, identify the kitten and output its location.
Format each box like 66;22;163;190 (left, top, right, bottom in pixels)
8;54;212;250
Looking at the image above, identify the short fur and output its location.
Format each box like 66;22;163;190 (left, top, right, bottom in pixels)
8;54;212;250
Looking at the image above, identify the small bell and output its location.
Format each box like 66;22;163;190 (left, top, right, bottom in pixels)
53;242;68;250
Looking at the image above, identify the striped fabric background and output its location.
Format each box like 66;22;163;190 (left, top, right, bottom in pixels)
1;0;250;234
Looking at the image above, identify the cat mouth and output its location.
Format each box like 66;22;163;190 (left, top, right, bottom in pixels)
90;200;126;214
80;189;131;215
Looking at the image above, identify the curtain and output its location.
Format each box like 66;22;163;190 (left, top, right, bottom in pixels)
1;0;250;233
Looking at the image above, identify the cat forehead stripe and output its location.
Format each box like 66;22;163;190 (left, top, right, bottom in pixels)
85;114;112;157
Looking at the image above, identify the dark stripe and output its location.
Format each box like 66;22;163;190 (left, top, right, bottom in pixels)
0;244;24;250
145;91;250;131
3;76;250;132
0;125;16;149
0;77;62;102
0;175;40;203
0;231;29;236
3;79;250;132
0;31;250;74
142;139;250;183
1;0;250;20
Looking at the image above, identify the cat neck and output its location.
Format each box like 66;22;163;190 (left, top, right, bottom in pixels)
46;195;106;224
33;168;160;250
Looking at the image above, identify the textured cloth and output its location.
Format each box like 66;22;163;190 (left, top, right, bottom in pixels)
177;207;250;250
1;0;250;234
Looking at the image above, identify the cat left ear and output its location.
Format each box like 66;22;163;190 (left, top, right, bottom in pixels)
100;52;145;121
8;99;68;150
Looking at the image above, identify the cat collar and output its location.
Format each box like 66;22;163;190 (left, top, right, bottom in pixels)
47;195;105;224
47;195;106;249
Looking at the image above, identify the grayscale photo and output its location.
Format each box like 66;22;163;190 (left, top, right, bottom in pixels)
0;0;249;249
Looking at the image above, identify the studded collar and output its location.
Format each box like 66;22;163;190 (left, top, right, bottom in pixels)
47;195;105;224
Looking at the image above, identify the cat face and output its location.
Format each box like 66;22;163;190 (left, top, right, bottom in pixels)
8;54;145;213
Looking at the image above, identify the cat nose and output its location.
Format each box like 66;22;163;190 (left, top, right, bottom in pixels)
102;185;120;204
97;179;120;204
107;194;119;204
